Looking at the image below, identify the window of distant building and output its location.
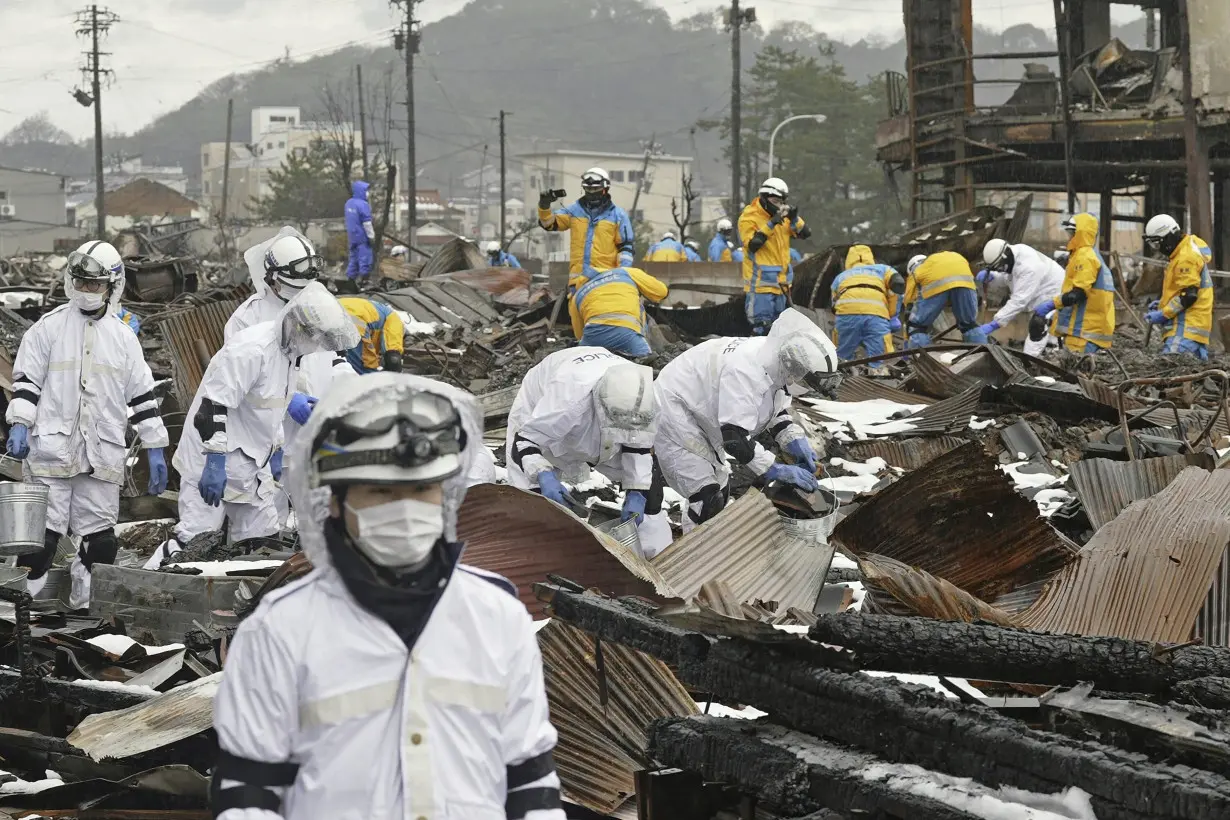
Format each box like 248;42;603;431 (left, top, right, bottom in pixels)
203;181;211;194
610;170;625;182
1115;198;1139;215
293;147;307;159
266;142;273;150
202;152;209;167
270;115;286;123
288;117;295;125
628;170;643;182
278;141;285;148
0;191;7;201
529;176;538;189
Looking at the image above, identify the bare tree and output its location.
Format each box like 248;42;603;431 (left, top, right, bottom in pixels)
670;172;699;240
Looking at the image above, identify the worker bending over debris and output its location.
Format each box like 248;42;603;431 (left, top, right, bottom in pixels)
646;231;686;262
484;240;521;268
1143;213;1214;359
569;264;668;357
903;250;986;347
344;180;375;287
5;241;169;605
340;297;406;374
708;218;744;263
213;373;564;820
505;348;669;555
173;282;359;546
654;308;839;531
976;239;1065;356
831;245;903;365
539;167;634;280
740;177;811;334
1035;213;1116;353
684;239;703;262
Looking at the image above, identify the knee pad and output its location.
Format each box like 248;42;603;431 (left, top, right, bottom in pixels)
687;483;729;526
18;528;62;581
81;528;118;571
645;461;666;517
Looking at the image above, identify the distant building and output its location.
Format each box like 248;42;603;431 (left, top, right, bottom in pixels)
517;148;693;261
397;189;465;235
106;178;201;221
0;166;78;254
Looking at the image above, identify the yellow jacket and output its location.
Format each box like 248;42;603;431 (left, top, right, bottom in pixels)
903;251;974;308
1049;213;1115;350
339;297;405;373
739;199;806;295
831;245;900;320
1160;234;1214;345
538;198;634;278
568;266;668;339
646;240;686;263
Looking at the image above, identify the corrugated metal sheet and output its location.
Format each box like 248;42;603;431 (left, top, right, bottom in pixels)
844;436;966;470
906;352;987;399
832;441;1078;603
414;280;499;325
419;237;487;277
1018;468;1230;643
1069;455;1214;531
836;375;936;406
457;484;660;618
859;553;1015;625
900;386;983;436
539;620;698;813
650;490;832;612
160;300;241;404
1078;376;1148;411
1195;550;1230;648
379;280;499;327
67;673;220;761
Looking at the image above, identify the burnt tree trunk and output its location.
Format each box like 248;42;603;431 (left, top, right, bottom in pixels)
1177;677;1230;710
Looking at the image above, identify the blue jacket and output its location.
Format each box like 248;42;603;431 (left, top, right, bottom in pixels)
683;245;702;262
790;247;803;264
489;251;522;268
708;234;743;263
344;180;373;246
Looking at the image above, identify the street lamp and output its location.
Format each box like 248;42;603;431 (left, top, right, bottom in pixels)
768;114;827;177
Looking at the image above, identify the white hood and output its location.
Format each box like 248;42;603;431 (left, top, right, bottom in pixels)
244;226;310;298
757;307;835;387
277;281;360;358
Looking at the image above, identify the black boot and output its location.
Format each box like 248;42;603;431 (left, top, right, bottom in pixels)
18;528;61;580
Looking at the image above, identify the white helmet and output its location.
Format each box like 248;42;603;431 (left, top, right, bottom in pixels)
264;234;322;299
717;217;733;232
1144;214;1182;252
581;167;611;191
66;240;124;313
907;254;927;275
593;363;657;462
685;239;700;252
759;177;789;199
779;333;842;397
662;230;677;241
277;281;361;359
1061;216;1077;235
483;241;501;254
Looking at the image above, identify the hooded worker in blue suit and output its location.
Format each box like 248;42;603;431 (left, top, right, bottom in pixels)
344;180;375;283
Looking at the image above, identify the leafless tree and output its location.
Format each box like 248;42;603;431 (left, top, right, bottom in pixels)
670;172;699;240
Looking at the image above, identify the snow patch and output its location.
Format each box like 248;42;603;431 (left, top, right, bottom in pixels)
167;560;284;577
969;415;995;430
823;474;881;495
1001;462;1067;490
1033;376;1057;385
862;671;958;700
86;634;184;657
830;553;858;570
60;678;159;696
828;456;887;476
696;702;768;720
860;764;1097;820
804;398;925;439
0;768;63;795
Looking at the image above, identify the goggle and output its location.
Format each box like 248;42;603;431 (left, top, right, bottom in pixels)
1144;234;1164;247
581;178;608;190
803;371;844;398
66;251;113;280
267;253;323;279
313;399;464;471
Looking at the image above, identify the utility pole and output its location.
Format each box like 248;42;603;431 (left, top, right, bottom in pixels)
75;4;118;237
1178;0;1212;240
391;0;420;238
357;65;369;179
499;110;510;248
728;1;754;211
221;98;234;263
630;134;658;221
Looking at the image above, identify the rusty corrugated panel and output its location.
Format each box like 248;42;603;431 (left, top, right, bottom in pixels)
539;620;698;813
67;673;220;760
457;485;659;618
1069;454;1214;531
419;237;486;277
161;300;240;403
844;436;967;470
859;553;1015;625
832;441;1078;603
905;352;986;399
649;490;832;612
901;386;983;436
414;280;499;324
1078;376;1148;411
836;375;936;406
1018;468;1230;643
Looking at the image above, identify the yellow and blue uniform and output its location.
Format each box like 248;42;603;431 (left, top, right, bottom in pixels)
739;199;807;334
646;237;686;263
708;233;744;263
1049;213;1116;352
1159;234;1213;358
831;245;901;365
538;197;634;279
904;251;984;347
115;307;140;335
569;266;668;357
339;297;405;374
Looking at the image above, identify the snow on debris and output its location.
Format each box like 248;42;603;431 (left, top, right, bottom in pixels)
803;398;926;439
86;634;184;657
0;769;63;795
860;764;1098;820
828;456;887;476
861;671;957;700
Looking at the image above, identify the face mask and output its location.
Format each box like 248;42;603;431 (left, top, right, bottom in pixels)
73;291;106;312
786;382;810;397
345;498;444;568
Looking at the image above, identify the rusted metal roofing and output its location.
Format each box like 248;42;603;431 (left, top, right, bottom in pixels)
832;441;1078;603
1078;376;1148;411
900;386;983;436
457;484;659;618
67;673;220;761
844;436;966;470
379;280;499;326
1018;468;1230;643
427;268;547;308
1069;454;1214;531
905;352;987;399
159;299;240;404
835;374;936;406
419;237;487;277
539;619;698;813
650;490;832;613
859;553;1015;625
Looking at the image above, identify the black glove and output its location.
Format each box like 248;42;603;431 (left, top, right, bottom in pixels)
786;205;799;222
1028;313;1049;342
538;190;556;210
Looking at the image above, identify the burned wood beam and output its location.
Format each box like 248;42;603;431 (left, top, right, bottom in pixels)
649;715;1006;820
808;613;1230;695
538;584;1230;820
1176;677;1230;711
0;667;154;713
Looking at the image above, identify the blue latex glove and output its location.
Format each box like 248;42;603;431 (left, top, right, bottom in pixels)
288;393;317;425
199;453;227;507
270;448;284;481
784;437;818;473
975;269;993;285
1034;303;1055;318
1145;309;1167;325
537;470;568;505
1148;299;1160;311
888;317;902;332
5;423;28;459
978;321;1001;336
621;491;647;525
146;448;168;495
766;463;819;493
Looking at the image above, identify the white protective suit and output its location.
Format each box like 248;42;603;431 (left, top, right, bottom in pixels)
173;283;359;543
213;373;565;820
654;309;825;529
7;273;168;538
986;243;1065;356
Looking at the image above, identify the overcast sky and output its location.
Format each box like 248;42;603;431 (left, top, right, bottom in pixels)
0;0;1143;140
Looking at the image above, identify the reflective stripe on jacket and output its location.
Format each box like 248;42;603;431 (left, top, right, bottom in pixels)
738;199;806;295
904;251;975;307
1052;213;1116;350
538;198;634;277
339;298;405;373
568;266;668;338
1161;234;1214;345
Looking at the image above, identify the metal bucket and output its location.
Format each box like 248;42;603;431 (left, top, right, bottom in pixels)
779;485;841;544
0;481;49;557
0;566;29;592
597;517;642;558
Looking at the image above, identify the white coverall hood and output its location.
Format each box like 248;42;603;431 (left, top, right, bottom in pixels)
244;225;309;300
758;307;838;389
593;362;657;462
286;372;484;571
277;281;360;359
63;254;126;314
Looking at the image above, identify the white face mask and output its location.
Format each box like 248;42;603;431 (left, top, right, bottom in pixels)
345;498;444;568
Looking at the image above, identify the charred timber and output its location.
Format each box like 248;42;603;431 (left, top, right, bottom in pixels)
809;613;1230;695
538;584;1230;820
649;715;1004;820
1176;677;1230;711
